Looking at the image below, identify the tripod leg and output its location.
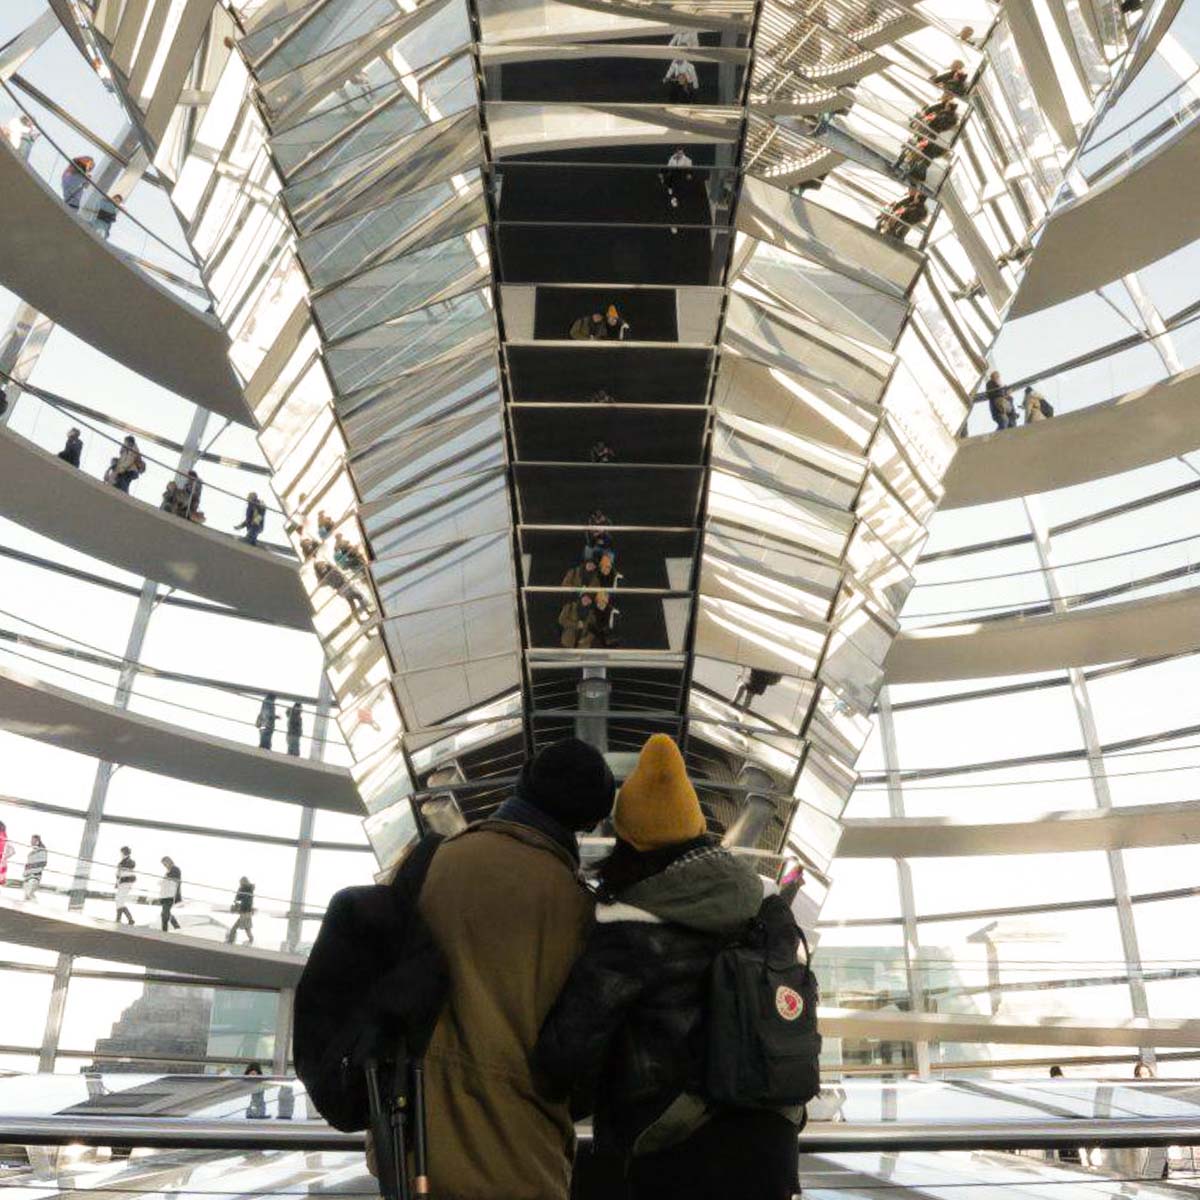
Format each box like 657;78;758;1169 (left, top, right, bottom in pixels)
366;1064;400;1200
411;1061;429;1197
390;1067;410;1200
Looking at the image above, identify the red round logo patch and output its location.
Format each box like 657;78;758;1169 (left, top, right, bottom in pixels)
775;985;803;1021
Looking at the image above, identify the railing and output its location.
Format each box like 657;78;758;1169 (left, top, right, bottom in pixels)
5;1112;1200;1152
0;618;349;762
3;372;293;555
0;81;207;305
0;836;329;952
1082;77;1200;185
965;290;1200;436
903;551;1200;629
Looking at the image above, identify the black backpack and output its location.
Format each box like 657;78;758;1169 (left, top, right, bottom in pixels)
294;834;448;1131
704;894;821;1108
1041;398;1055;417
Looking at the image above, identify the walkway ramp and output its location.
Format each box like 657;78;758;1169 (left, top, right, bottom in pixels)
0;895;303;988
821;1006;1200;1048
0;140;248;422
886;588;1200;683
840;800;1200;857
1011;118;1200;317
942;363;1200;508
0;425;311;629
0;663;360;813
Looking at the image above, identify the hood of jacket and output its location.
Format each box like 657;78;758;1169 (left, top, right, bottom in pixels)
472;816;580;875
616;846;763;935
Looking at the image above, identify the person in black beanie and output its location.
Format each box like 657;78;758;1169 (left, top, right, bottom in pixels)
414;738;615;1200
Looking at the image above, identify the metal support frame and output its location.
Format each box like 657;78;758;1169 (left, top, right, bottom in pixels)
275;674;334;1073
574;667;610;752
8;1112;1200;1153
0;308;54;429
877;687;931;1078
1122;271;1183;374
0;12;60;82
0;9;180;429
36;955;72;1074
722;764;778;849
1022;496;1152;1061
285;674;332;954
273;988;294;1077
38;406;209;1073
66;579;160;912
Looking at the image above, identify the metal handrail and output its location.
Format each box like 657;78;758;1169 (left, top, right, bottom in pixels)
6;1113;1200;1152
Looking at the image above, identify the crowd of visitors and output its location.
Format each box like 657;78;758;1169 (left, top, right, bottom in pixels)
0;832;260;944
558;509;622;648
896;92;960;181
56;154;125;238
52;426;285;546
6;109;132;239
161;469;204;521
296;507;374;624
876;187;928;240
871;57;975;242
103;435;146;492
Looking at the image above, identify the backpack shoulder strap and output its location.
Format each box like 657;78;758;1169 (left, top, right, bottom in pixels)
796;924;812;968
388;833;443;907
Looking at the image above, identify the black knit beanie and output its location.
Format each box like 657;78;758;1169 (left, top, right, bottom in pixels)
516;738;615;832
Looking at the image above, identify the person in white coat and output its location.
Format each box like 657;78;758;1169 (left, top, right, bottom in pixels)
664;58;699;102
1023;386;1049;423
115;847;136;924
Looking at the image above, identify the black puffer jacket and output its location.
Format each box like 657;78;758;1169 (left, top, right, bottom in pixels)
534;844;766;1156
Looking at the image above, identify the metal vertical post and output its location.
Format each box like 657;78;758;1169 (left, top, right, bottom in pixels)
37;955;73;1073
40;407;210;1072
285;675;332;954
575;666;610;753
274;988;294;1077
721;764;777;849
877;687;930;1078
1023;496;1151;1062
276;675;333;1076
0;308;54;428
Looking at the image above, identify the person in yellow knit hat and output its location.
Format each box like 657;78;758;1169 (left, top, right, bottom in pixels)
612;731;706;851
536;733;801;1200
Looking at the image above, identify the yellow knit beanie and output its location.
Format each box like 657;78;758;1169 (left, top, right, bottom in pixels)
613;734;706;851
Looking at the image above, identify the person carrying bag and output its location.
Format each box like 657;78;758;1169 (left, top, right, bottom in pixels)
294;835;448;1200
534;734;821;1200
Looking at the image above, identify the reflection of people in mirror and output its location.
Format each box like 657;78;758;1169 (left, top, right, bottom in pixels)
354;706;383;733
664;58;699;103
244;1062;268;1119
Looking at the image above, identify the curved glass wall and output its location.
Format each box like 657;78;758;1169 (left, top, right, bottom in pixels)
0;4;368;1077
0;0;1194;1089
822;0;1200;1077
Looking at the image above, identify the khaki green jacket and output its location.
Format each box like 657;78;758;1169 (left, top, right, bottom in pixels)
418;821;593;1200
